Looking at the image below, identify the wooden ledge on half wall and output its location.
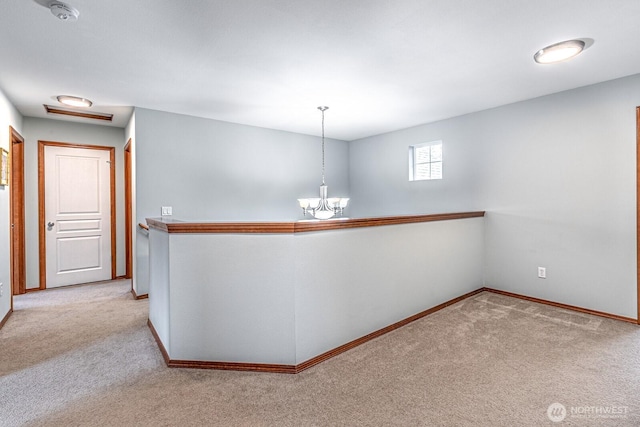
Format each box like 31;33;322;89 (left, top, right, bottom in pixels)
146;211;486;234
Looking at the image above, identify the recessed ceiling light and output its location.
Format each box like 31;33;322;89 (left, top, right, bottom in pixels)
49;2;79;22
57;95;93;108
534;39;586;64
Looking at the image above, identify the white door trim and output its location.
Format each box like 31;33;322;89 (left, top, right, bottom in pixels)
38;140;116;289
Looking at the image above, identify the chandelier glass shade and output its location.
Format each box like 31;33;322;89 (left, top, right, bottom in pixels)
297;106;349;220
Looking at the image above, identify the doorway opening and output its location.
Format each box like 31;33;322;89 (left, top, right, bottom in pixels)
124;138;132;281
9;126;25;302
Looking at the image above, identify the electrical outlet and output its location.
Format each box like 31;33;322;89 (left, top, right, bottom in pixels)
538;267;546;279
161;206;172;216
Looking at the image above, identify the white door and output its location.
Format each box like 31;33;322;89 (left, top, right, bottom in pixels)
45;145;112;288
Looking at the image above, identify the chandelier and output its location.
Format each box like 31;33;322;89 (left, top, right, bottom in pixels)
297;106;349;220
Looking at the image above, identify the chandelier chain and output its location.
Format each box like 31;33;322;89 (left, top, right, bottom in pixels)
320;107;326;185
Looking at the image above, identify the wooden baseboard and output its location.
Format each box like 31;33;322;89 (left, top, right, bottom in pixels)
295;287;484;373
147;319;296;373
147;319;172;365
147;287;485;374
481;287;638;324
0;308;12;330
131;289;148;300
146;286;638;374
169;358;297;373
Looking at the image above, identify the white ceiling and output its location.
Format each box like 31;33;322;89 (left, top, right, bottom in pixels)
1;0;640;141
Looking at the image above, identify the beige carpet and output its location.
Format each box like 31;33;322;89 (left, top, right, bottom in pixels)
1;279;639;426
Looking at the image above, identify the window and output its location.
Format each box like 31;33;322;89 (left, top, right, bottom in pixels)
409;141;442;181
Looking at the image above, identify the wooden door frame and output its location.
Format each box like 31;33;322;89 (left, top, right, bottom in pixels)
9;126;25;303
124;138;133;280
38;141;116;289
637;107;640;324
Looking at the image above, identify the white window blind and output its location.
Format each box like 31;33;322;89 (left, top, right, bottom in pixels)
409;141;442;181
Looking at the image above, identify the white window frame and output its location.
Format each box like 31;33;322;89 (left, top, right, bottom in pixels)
409;140;442;181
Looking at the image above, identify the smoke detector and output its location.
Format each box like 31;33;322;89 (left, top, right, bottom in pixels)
50;2;79;21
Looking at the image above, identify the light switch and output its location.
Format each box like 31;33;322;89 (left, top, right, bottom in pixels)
161;206;172;216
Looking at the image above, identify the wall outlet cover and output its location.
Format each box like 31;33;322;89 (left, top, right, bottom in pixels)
161;206;172;216
537;267;546;279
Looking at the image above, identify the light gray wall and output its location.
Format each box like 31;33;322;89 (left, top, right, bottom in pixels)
349;73;640;319
147;217;483;365
125;111;143;294
349;120;482;217
22;118;126;288
479;75;637;319
134;107;350;295
169;233;297;363
0;88;23;322
134;107;349;221
294;217;484;363
148;228;169;347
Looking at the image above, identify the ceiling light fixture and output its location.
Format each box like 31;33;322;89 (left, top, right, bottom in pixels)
49;2;79;22
57;95;92;108
534;39;585;64
297;107;349;220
